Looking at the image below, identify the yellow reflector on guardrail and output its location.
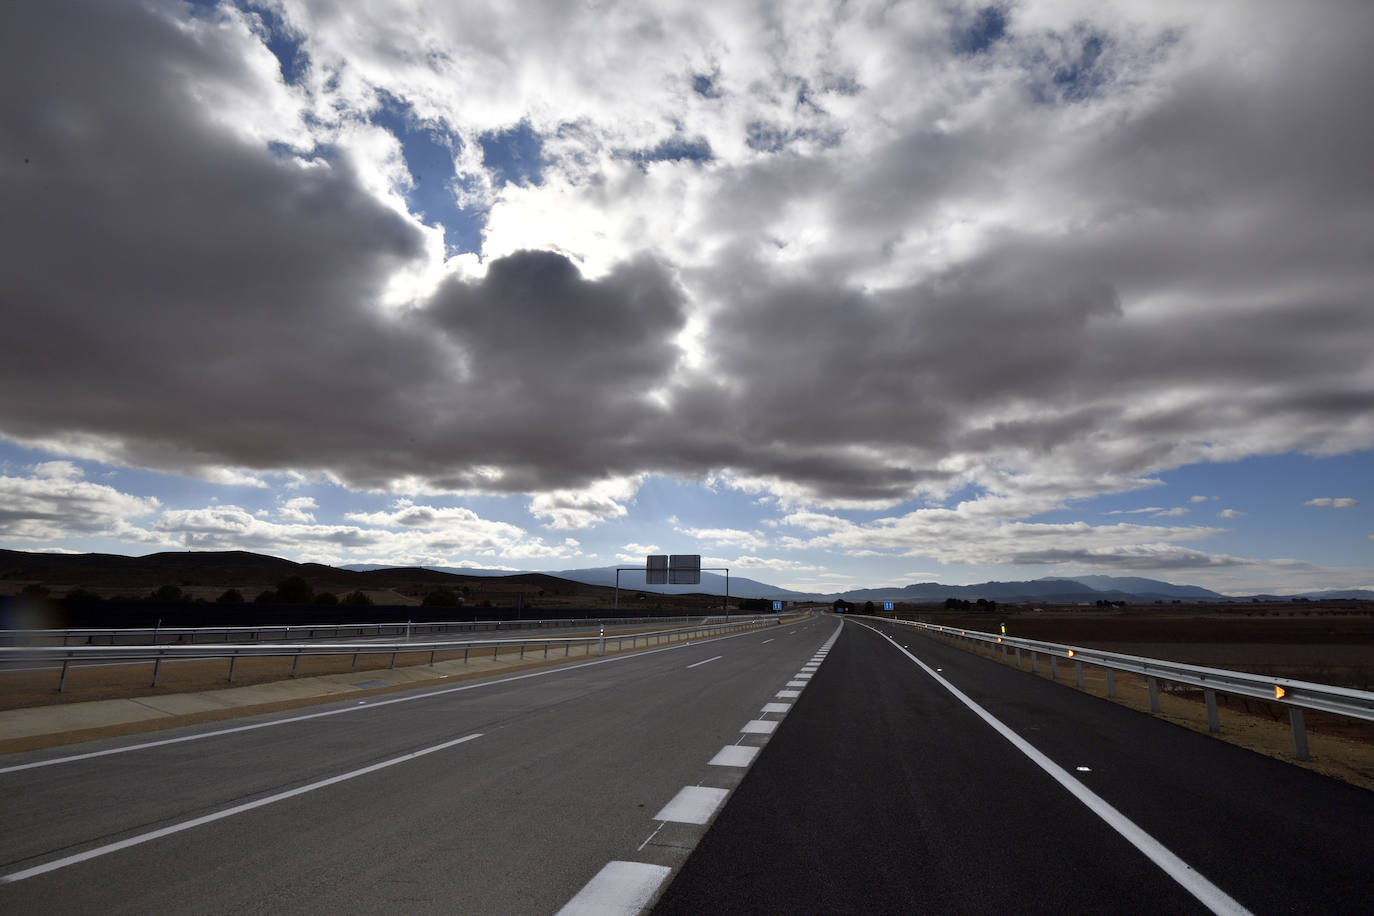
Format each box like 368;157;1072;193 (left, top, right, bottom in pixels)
1275;685;1286;699
1066;649;1075;658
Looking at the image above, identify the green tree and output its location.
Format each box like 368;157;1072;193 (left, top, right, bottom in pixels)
275;576;313;604
216;588;244;604
422;589;461;607
341;591;374;606
148;584;185;602
254;590;278;604
64;587;102;601
313;591;339;605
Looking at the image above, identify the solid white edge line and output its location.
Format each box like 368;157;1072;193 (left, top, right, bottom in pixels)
0;732;482;884
854;621;1252;916
556;861;672;916
2;621;775;775
686;655;723;669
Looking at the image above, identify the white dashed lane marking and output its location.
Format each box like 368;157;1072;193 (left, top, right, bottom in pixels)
761;702;791;713
709;745;760;767
654;786;730;825
556;861;671;916
741;719;778;735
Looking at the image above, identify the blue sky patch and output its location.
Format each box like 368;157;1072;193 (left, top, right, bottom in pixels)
479;121;545;188
242;2;309;86
370;93;484;255
954;6;1009;56
626;135;713;166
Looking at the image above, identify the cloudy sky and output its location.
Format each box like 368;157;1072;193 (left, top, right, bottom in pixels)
3;0;1372;594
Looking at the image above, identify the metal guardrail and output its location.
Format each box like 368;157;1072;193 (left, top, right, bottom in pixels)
868;616;1374;761
0;614;756;647
0;617;783;693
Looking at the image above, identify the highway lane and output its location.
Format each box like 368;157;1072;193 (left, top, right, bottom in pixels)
657;617;1374;915
0;616;832;914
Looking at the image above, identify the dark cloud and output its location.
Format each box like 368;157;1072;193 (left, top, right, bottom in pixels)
2;0;1372;515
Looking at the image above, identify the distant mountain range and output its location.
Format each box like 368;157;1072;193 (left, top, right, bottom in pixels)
3;549;1368;604
347;565;1371;603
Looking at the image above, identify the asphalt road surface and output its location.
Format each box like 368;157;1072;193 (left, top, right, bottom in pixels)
6;614;1372;914
655;617;1374;915
0;617;830;914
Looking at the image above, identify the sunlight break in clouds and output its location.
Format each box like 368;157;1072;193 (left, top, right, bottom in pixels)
0;0;1371;590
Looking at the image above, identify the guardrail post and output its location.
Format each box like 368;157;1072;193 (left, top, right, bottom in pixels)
1049;655;1058;680
1074;660;1084;688
430;649;437;665
151;657;161;687
292;654;302;677
1105;669;1116;698
228;656;237;683
520;644;526;659
1204;689;1220;733
351;653;358;671
59;659;70;693
1030;651;1039;673
464;647;470;663
391;651;398;669
493;645;499;660
1289;708;1310;760
1147;676;1160;712
1015;647;1022;668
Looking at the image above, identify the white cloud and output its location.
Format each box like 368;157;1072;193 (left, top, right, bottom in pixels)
277;496;318;523
3;1;1373;592
0;467;160;542
1217;508;1245;519
529;476;644;530
675;525;768;551
1189;495;1213;503
1304;497;1358;508
1152;507;1189;517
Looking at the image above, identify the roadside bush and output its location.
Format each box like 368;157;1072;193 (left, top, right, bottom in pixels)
341;591;373;606
254;590;278;604
147;584;184;602
64;588;102;601
314;592;339;605
422;589;461;607
216;589;244;604
275;576;313;604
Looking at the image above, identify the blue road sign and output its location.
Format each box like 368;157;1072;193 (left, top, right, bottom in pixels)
883;601;894;611
772;600;782;611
